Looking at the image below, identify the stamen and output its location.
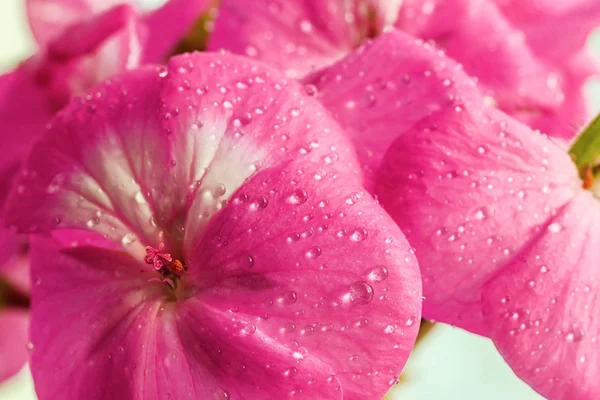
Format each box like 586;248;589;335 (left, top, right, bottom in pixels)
170;259;184;274
145;243;172;271
583;166;595;190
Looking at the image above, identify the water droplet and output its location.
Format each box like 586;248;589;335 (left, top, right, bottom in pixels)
348;282;374;304
121;233;137;246
405;316;418;326
349;228;368;242
135;191;145;204
86;217;100;228
278;291;298;305
474;208;487;220
212;183;227;197
565;330;585;343
243;323;256;335
284;367;298;378
213;389;230;400
287;189;308;205
304;84;318;96
299;19;313;33
547;222;562;233
368;266;388;282
306;246;321;259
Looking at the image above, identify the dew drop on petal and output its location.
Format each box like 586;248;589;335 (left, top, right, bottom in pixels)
214;389;230;400
287;189;308;205
284;367;298;378
304;84;318;96
243;323;256;335
121;233;137;246
306;246;321;259
278;291;298;305
348;281;374;304
547;222;562;233
349;228;368;242
368;266;388;282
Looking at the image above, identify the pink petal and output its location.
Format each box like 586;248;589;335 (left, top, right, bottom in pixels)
19;51;422;399
5;51;363;258
36;4;147;106
494;0;600;64
27;0;212;63
188;160;421;398
0;68;52;182
396;0;564;119
482;192;600;400
304;30;481;188
376;98;579;334
5;66;172;258
209;0;402;78
27;240;340;399
0;5;145;189
0;309;29;382
517;52;598;139
27;0;161;47
141;0;214;62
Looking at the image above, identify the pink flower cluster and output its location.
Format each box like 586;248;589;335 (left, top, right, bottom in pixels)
0;0;599;399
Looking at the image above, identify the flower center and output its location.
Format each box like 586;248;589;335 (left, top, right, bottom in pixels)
145;243;187;298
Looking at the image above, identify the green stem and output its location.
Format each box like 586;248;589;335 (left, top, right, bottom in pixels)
569;113;600;186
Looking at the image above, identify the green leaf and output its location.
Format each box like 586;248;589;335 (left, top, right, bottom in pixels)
569;113;600;183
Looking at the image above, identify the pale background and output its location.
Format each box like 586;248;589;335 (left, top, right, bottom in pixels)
0;1;598;399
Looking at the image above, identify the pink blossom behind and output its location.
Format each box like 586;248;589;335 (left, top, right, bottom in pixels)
211;0;600;138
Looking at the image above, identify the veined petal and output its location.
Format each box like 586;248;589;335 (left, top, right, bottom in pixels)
482;193;600;400
28;239;342;400
209;0;402;78
305;30;481;187
396;0;564;117
27;239;166;400
376;99;579;334
5;66;172;258
188;160;421;399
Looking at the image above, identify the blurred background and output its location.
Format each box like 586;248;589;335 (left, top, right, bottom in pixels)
0;1;599;399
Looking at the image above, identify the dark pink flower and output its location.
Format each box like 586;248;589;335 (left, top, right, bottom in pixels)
373;40;600;398
27;0;213;62
5;52;421;399
209;0;600;138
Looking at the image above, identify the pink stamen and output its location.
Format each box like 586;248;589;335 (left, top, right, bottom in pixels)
145;243;172;271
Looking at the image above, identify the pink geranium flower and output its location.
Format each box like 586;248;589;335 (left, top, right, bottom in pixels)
209;0;600;138
374;42;600;398
5;52;421;399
